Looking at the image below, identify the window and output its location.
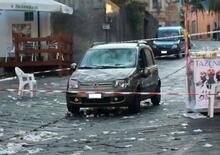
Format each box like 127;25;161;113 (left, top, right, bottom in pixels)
144;49;154;66
24;12;34;21
139;49;148;68
152;0;162;10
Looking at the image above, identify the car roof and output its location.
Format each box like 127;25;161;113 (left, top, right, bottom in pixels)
158;26;183;31
91;43;141;49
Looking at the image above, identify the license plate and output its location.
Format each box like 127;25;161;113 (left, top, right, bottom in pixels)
88;93;102;99
161;51;167;54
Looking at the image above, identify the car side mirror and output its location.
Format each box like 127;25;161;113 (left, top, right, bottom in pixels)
140;68;150;77
70;63;77;70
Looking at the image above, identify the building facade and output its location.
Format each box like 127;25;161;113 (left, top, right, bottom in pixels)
146;0;181;26
187;10;220;40
55;0;158;63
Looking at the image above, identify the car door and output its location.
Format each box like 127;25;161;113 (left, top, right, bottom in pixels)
139;47;156;94
145;47;159;91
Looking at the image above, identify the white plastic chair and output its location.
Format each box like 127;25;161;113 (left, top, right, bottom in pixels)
15;67;37;98
5;45;15;62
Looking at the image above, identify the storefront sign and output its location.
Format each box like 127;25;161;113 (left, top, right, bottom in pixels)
193;59;220;109
12;4;38;10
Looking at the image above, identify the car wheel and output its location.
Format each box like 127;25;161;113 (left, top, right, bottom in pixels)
67;103;80;114
128;89;141;113
176;51;182;59
66;96;80;114
151;85;161;106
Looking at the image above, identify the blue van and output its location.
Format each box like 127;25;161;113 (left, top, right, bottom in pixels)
152;26;186;58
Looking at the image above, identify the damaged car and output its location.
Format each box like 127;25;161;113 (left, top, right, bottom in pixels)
66;42;161;114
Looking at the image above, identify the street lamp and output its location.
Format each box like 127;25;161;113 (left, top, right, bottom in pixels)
104;1;113;43
104;0;119;43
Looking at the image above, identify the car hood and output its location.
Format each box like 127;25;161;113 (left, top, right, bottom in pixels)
153;40;180;46
70;68;136;82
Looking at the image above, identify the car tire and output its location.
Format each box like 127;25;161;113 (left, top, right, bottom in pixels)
128;89;141;113
67;103;80;114
176;51;182;59
66;96;80;114
151;84;161;106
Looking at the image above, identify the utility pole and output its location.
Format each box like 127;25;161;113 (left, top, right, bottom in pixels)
182;0;189;58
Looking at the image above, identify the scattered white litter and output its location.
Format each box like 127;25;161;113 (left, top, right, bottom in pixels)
103;131;109;135
15;130;26;137
23;131;58;142
193;129;203;133
27;148;43;154
88;134;97;138
122;116;135;119
78;128;82;131
170;131;185;135
183;113;206;119
124;145;133;148
84;145;93;150
181;123;188;127
86;114;94;118
203;143;213;148
6;142;26;154
111;131;117;135
80;139;87;142
7;95;17;101
71;151;83;155
138;138;146;141
124;137;136;141
0;128;3;132
163;102;170;106
16;102;31;107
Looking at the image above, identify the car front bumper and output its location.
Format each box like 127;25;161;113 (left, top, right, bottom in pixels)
66;91;135;107
153;48;181;57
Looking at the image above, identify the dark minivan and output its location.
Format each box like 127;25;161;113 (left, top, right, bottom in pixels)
66;42;161;114
152;26;186;58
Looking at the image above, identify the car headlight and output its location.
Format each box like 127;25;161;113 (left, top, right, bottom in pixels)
68;79;79;90
114;79;130;88
171;44;178;49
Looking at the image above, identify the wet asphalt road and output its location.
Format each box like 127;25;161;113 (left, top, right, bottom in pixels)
0;41;220;155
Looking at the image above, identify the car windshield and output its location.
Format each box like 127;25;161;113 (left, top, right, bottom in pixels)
79;48;137;69
157;29;180;41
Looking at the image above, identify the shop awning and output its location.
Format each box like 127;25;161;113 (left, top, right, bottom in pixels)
0;0;73;14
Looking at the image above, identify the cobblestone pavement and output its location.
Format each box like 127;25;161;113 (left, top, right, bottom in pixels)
0;41;220;155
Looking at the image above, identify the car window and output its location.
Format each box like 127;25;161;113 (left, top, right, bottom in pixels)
79;48;137;68
158;29;179;41
144;48;154;66
139;49;148;68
